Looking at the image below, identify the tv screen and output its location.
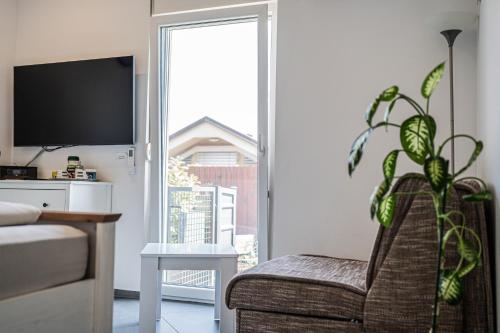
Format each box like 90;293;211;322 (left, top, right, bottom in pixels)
14;56;135;146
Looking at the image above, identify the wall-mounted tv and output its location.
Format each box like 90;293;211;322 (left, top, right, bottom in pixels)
14;56;135;146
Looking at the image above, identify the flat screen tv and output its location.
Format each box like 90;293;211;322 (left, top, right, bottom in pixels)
14;56;135;146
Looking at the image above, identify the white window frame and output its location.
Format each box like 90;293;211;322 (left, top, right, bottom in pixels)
147;3;275;301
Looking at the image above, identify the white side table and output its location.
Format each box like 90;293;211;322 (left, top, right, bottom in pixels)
139;243;238;333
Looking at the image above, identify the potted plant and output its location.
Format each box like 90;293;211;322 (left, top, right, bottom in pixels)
348;62;491;332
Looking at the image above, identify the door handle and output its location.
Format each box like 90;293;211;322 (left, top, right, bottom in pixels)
258;134;266;155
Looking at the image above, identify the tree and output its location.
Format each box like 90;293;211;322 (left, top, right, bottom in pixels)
168;157;199;187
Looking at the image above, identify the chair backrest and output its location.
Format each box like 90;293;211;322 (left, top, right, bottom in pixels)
363;174;494;332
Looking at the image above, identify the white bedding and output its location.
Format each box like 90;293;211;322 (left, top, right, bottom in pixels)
0;201;41;226
0;224;88;300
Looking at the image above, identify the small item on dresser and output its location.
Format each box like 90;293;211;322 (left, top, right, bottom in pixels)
74;169;87;180
67;156;83;178
0;166;38;180
54;170;69;179
85;169;97;181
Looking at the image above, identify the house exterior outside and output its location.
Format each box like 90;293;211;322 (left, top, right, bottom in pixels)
169;116;258;236
169;116;257;167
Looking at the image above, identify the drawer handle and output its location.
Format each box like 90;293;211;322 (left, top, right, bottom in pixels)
42;203;49;208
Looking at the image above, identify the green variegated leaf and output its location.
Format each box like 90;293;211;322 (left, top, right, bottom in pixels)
458;240;479;263
348;129;373;176
365;98;381;128
376;194;396;228
369;180;390;220
456;141;483;176
439;270;463;305
458;261;478;279
380;85;399;102
400;115;436;165
383;98;399;124
365;86;399;127
421;62;445;99
383;150;399;184
463;191;493;202
424;157;449;193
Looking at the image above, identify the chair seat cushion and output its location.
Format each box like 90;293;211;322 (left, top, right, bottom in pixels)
226;255;368;320
0;224;88;300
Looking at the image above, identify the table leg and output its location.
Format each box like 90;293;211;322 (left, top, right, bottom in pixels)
214;270;221;320
140;257;160;333
219;258;237;333
156;271;162;321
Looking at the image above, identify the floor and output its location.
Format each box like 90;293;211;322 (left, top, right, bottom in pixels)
113;298;218;333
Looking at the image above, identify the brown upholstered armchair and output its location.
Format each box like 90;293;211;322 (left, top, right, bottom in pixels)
226;175;494;332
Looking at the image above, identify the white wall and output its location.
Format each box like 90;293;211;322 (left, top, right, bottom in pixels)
0;0;17;165
477;0;500;329
271;0;478;260
3;0;480;291
13;0;150;291
153;0;266;14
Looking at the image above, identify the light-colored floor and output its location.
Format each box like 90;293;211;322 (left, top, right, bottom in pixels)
113;298;218;333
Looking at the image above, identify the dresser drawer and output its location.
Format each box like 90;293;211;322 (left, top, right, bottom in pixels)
0;189;66;211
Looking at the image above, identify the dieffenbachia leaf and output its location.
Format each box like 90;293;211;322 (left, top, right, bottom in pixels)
380;86;399;101
457;231;483;278
376;194;396;228
439;270;463;305
365;99;380;128
383;98;399;124
463;191;493;202
348;129;373;176
421;62;445;99
365;86;399;127
458;261;478;279
400;115;436;165
456;141;483;176
369;180;390;220
424;156;449;193
383;150;399;185
458;239;479;263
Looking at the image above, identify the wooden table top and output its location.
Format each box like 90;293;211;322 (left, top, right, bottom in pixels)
39;211;121;223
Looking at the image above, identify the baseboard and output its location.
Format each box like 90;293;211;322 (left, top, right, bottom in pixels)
114;288;214;304
114;289;139;300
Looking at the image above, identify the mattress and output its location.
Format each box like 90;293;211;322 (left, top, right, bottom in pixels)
0;224;88;301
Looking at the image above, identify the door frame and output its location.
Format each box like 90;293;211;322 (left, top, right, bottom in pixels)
148;4;272;269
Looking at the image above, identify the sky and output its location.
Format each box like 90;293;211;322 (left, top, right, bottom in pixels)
167;21;258;138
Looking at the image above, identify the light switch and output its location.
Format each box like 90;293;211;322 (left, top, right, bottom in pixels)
117;152;127;160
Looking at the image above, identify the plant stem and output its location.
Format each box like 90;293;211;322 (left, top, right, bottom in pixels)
399;94;426;115
437;134;477;156
431;189;447;332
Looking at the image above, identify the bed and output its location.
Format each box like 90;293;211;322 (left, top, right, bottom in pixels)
0;204;120;333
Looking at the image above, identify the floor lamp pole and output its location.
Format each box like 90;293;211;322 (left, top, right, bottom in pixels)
440;29;462;176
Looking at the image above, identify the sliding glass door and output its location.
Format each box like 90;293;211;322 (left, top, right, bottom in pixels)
150;5;269;302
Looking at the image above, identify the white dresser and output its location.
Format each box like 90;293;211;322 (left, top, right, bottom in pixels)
0;180;112;213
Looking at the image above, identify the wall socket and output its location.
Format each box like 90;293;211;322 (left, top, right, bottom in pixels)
117;152;127;160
